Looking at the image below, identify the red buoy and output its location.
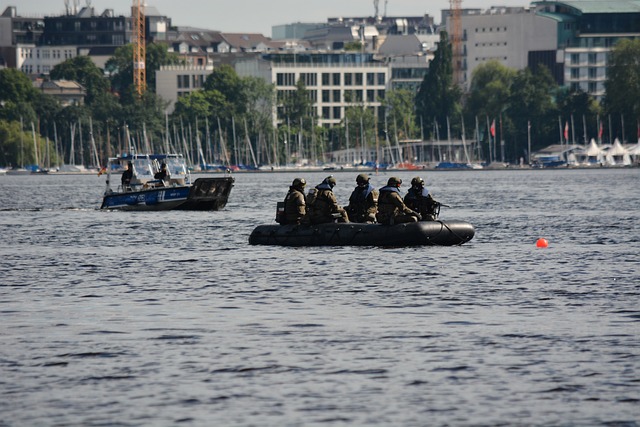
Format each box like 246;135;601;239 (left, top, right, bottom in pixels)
536;238;549;248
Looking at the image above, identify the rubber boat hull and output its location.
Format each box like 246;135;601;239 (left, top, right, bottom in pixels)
249;220;475;247
101;177;234;211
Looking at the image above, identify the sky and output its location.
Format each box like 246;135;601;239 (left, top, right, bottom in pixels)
8;0;530;36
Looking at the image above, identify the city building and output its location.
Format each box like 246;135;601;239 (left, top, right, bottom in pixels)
534;0;640;101
16;44;77;75
443;1;640;99
272;23;324;40
34;79;86;106
155;64;214;113
0;6;44;67
443;6;559;89
236;52;389;129
1;5;172;76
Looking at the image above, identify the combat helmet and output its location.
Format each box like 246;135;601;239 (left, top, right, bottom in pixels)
411;177;424;187
356;173;369;185
292;177;306;189
387;177;402;187
323;175;337;188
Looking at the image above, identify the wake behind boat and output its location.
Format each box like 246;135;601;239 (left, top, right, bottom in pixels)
100;153;233;211
249;220;475;247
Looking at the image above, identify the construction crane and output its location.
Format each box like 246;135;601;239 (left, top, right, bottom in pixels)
450;0;463;86
132;0;146;96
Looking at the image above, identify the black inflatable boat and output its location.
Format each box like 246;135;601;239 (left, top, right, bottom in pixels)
248;220;475;247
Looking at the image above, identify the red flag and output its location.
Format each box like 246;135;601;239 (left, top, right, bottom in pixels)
564;121;569;141
490;119;496;137
598;122;603;139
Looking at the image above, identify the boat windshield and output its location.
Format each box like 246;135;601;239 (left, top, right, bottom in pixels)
133;158;153;179
166;157;187;176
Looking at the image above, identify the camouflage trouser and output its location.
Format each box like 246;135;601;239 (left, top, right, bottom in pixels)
378;212;418;225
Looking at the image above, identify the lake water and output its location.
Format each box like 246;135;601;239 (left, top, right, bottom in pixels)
1;168;639;426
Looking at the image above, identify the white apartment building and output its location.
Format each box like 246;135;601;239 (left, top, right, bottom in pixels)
155;65;214;113
446;7;558;89
562;48;607;99
270;63;389;128
16;44;77;75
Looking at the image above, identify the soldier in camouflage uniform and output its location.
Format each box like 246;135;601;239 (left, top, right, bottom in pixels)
282;178;307;225
376;177;420;225
404;177;440;221
346;173;378;223
306;176;349;224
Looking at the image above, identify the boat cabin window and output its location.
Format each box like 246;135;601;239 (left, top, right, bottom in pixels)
132;159;153;178
166;158;187;176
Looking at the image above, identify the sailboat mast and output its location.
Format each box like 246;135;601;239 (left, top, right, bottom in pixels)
31;122;39;168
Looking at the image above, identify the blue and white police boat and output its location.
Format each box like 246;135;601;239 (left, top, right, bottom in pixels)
100;153;233;211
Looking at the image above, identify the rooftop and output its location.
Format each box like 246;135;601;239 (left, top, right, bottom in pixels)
533;0;640;14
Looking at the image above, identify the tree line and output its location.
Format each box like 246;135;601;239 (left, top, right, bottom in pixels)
1;35;639;168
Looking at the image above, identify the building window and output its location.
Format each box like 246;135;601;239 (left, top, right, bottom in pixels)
367;72;375;85
301;72;317;86
333;89;341;102
322;107;330;119
192;74;204;88
322;73;330;85
322;90;330;102
571;53;579;64
571;68;579;79
367;89;375;102
377;73;385;85
588;67;597;79
588;53;597;64
332;73;341;85
333;107;341;120
177;75;190;89
344;73;353;86
355;73;363;86
588;82;597;93
277;73;295;86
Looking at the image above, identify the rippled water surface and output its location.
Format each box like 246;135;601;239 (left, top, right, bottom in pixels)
1;168;639;426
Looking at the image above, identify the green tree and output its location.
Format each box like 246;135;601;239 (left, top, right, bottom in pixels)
344;103;376;162
415;31;462;139
280;78;312;127
50;55;110;104
382;88;417;140
344;41;363;51
0;68;38;123
243;76;275;129
506;66;558;160
466;60;515;120
203;64;248;118
0;120;30;166
0;68;36;103
603;38;640;142
556;87;601;143
173;91;214;122
106;42;182;95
